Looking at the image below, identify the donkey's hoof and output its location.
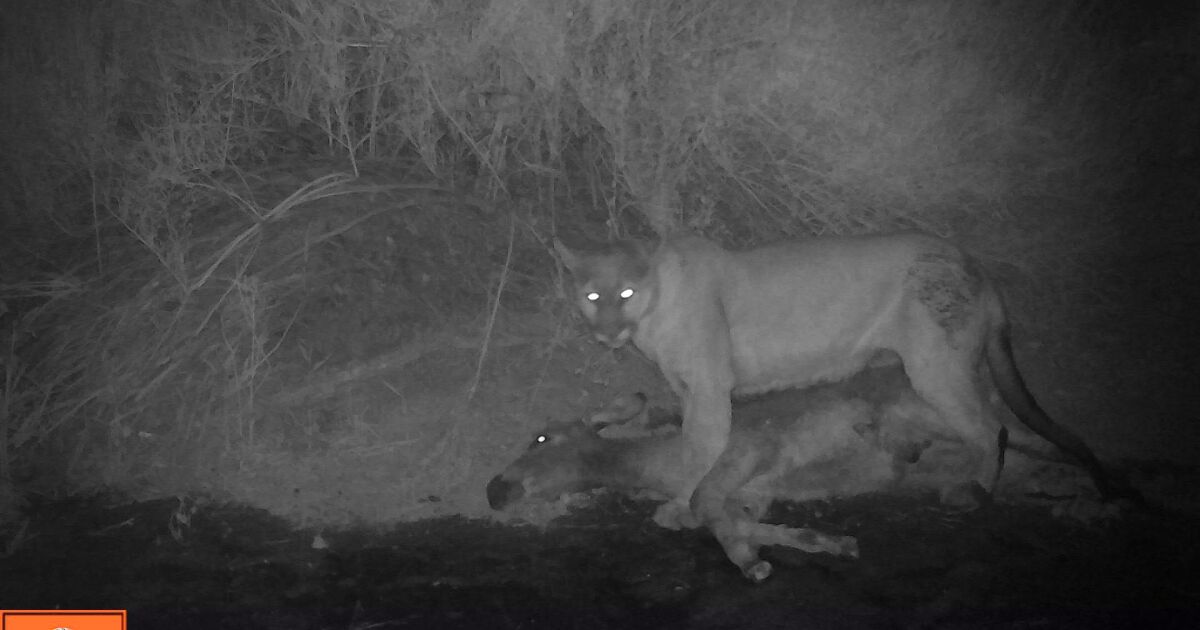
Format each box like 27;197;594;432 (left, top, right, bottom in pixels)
744;560;773;583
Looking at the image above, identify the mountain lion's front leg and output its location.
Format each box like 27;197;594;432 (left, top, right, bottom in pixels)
652;380;734;529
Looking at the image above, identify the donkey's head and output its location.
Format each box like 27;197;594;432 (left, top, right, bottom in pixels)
486;393;650;510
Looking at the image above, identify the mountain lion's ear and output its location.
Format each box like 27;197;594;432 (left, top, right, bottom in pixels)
553;238;582;275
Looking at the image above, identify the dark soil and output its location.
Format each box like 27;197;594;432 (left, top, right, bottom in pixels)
2;492;1198;629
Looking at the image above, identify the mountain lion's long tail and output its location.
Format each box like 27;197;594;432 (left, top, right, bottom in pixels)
983;295;1137;503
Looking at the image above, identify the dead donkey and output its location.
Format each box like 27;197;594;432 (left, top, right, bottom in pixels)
487;365;992;582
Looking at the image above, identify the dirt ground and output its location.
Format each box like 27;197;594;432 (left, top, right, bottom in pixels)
3;487;1198;629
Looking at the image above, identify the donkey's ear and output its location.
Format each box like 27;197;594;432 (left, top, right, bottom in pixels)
553;237;583;275
584;392;648;430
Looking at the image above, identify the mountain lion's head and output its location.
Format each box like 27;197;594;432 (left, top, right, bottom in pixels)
554;239;656;349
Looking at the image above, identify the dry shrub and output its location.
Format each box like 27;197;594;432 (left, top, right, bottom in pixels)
552;0;1142;242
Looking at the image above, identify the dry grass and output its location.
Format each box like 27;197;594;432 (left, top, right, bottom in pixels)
0;0;1191;524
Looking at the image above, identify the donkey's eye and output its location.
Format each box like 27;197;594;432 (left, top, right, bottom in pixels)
585;292;600;302
619;288;635;299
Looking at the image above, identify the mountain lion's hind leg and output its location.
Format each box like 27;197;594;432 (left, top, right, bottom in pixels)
904;359;999;507
899;248;1003;507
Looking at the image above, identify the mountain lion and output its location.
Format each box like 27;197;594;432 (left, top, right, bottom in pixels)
554;232;1127;524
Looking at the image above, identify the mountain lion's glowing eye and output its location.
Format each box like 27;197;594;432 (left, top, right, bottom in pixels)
586;292;600;302
536;434;548;444
619;288;635;299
